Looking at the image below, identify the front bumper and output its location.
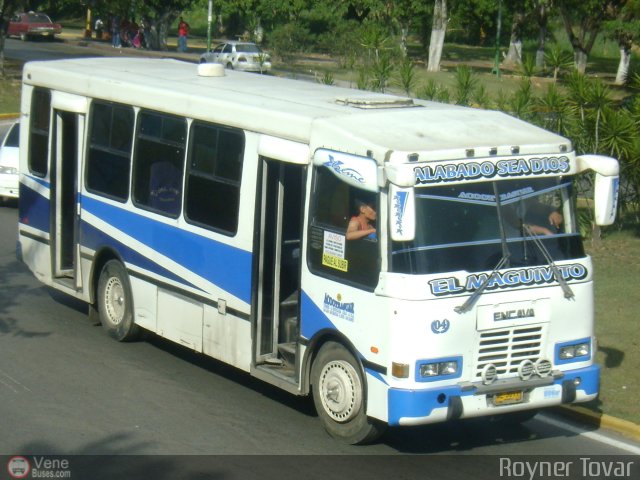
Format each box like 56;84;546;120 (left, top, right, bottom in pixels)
235;62;271;73
387;364;599;426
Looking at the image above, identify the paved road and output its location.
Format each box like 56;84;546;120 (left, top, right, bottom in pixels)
3;37;101;62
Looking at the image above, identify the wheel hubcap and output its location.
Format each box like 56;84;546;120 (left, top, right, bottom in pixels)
319;360;362;423
104;277;125;325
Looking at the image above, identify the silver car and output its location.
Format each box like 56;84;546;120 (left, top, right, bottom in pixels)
199;41;271;73
0;121;19;202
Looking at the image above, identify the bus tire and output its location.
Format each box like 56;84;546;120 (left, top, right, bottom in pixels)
311;341;385;444
97;260;140;342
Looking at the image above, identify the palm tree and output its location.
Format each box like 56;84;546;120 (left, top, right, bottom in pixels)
544;44;573;82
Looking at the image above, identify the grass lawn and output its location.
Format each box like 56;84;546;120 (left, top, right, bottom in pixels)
587;230;640;425
0;60;22;114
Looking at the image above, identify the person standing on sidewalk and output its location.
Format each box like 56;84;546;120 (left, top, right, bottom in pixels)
111;14;121;48
177;17;190;52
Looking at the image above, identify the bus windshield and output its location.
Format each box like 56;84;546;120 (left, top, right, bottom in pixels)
390;178;584;275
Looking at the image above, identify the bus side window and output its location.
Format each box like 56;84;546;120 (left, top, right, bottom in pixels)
132;111;186;218
307;165;380;290
28;88;51;178
184;121;244;235
86;101;134;202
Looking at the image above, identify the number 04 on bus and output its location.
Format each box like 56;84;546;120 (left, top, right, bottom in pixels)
17;58;619;444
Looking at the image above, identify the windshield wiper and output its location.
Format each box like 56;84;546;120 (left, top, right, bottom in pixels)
455;253;511;314
522;224;575;299
455;182;513;315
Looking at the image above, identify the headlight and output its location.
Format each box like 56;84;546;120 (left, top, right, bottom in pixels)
418;358;460;380
558;341;590;361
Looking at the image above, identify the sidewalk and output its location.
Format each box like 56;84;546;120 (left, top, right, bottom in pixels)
556;405;640;442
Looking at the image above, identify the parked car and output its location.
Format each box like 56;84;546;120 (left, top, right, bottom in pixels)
8;12;62;41
199;42;271;73
0;122;20;203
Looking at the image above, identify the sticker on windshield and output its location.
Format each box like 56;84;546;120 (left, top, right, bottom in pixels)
414;156;570;185
457;187;535;205
322;231;348;272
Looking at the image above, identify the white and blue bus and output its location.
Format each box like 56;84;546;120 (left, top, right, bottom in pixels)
17;58;619;444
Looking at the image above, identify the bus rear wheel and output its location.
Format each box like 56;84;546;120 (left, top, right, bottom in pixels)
311;342;385;444
97;260;140;342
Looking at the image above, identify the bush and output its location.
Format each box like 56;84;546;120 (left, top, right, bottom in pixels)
267;23;312;62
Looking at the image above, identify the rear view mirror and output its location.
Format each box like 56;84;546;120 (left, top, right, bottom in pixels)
593;173;619;226
390;185;415;241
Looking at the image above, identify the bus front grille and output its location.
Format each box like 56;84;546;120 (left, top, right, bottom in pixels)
474;325;545;379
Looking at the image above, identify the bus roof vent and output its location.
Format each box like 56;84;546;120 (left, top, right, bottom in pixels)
198;63;225;77
335;96;418;109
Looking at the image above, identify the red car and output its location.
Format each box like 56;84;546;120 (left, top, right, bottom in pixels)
8;12;62;41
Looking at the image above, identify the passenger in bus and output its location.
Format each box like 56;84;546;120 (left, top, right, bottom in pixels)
503;201;563;237
346;199;377;240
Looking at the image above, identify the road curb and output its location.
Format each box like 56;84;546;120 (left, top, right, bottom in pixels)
0;113;19;120
556;405;640;442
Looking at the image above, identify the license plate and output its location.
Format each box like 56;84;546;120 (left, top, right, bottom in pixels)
493;390;524;406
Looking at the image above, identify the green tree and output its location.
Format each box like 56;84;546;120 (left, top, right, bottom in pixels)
544;43;573;82
558;0;616;74
603;0;640;85
0;0;26;76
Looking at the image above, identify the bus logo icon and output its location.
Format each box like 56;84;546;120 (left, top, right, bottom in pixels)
7;456;30;479
431;319;450;334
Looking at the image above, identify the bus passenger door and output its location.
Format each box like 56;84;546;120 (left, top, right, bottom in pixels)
51;109;82;288
254;158;304;379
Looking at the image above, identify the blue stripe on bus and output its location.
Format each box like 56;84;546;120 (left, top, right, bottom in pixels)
81;220;198;290
19;182;51;233
388;385;467;426
82;196;253;304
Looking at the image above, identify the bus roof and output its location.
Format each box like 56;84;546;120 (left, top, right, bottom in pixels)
22;57;571;163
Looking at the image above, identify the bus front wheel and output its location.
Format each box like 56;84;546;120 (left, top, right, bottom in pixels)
311;342;385;444
97;260;140;342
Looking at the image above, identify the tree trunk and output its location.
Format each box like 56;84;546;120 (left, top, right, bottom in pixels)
615;44;631;85
145;10;179;51
399;24;409;57
0;14;9;78
535;2;548;69
574;49;588;74
505;40;523;66
427;0;447;72
504;10;525;66
0;34;5;78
